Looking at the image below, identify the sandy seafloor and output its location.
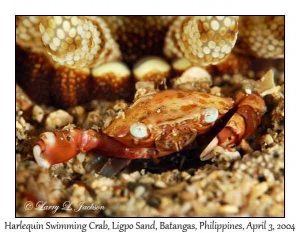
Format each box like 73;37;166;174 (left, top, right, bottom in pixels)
16;62;284;217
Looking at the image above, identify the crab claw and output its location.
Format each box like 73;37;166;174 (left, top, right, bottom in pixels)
200;137;219;161
33;130;84;168
200;92;267;161
33;127;160;169
200;112;246;161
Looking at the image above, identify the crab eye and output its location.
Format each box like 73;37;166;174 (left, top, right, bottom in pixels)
66;136;71;141
202;107;219;123
130;122;149;139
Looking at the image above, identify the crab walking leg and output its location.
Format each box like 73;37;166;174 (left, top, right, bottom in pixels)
200;92;267;160
33;128;159;168
85;156;132;177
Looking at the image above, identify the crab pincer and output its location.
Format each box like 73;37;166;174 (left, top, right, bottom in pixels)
33;129;158;169
200;92;267;160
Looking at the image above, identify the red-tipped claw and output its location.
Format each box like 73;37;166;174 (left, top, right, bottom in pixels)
33;129;85;168
200;92;266;161
33;128;159;168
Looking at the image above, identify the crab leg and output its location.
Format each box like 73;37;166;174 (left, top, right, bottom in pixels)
200;92;267;160
33;128;158;169
85;156;132;177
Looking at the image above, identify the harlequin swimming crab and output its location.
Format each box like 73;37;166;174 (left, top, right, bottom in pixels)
33;70;276;174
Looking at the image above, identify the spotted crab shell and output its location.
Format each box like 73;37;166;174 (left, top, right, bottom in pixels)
103;90;234;149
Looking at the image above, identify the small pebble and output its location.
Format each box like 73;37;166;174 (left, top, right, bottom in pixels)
219;205;239;215
250;182;269;200
154;180;167;188
139;176;155;184
181;202;192;214
120;173;136;183
32;105;44;123
134;185;146;198
45;109;73;130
